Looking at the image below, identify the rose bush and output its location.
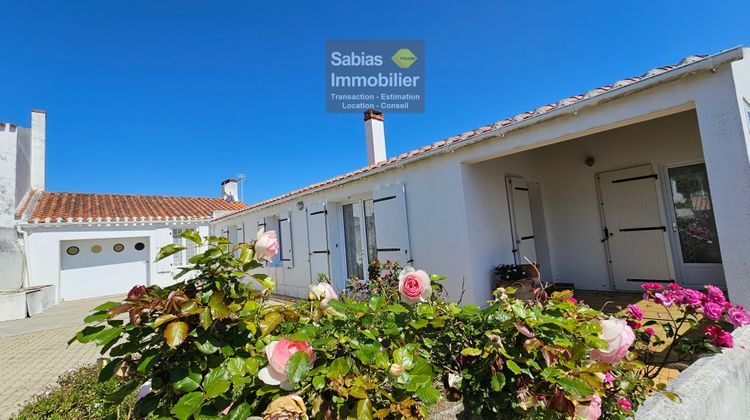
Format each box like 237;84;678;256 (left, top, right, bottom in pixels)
72;230;745;419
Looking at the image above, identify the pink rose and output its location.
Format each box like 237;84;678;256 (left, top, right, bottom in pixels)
701;302;724;321
671;289;702;306
398;267;432;304
617;397;633;411
603;371;614;384
705;326;734;348
704;285;727;306
641;283;664;292
575;395;602;420
626;304;644;321
258;339;314;389
309;282;338;306
727;306;750;328
644;327;655;337
255;229;279;262
590;318;635;364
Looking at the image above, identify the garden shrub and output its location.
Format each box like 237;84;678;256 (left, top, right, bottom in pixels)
15;364;136;419
71;230;750;419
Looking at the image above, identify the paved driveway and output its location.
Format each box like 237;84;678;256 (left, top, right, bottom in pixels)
0;295;123;418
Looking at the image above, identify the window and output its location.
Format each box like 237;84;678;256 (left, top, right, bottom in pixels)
342;199;378;280
172;228;198;266
66;246;79;256
113;243;125;252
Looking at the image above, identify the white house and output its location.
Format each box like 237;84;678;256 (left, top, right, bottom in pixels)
212;46;750;308
0;110;247;320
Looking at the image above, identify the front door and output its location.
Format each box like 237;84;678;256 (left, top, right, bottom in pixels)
598;165;673;290
342;199;378;281
663;162;725;287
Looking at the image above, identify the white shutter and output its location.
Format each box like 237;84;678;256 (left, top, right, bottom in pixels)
279;211;294;268
306;203;330;280
373;184;412;265
155;228;173;273
507;177;537;264
227;224;238;244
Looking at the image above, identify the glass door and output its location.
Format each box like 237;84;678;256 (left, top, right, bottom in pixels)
342;199;378;281
665;163;725;287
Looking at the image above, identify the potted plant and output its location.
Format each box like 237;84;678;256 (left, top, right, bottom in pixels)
493;263;541;299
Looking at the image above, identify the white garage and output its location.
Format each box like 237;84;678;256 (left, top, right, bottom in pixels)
60;236;150;301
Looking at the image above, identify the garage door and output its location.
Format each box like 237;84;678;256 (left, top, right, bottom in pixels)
60;237;149;301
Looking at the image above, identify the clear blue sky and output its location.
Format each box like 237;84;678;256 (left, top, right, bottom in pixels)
2;1;749;204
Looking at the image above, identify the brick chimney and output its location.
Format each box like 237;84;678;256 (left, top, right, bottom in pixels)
221;178;239;202
364;109;386;165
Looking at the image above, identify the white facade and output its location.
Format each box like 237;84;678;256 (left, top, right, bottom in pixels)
20;223;210;302
213;47;750;307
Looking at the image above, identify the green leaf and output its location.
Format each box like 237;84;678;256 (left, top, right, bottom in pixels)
164;321;189;348
416;384;441;405
409;319;428;329
94;326;122;346
171;365;203;392
429;274;446;282
584;335;609;350
369;296;385;311
663;391;682;402
393;347;414;370
227;402;253;420
208;291;231;319
506;359;522;375
385;304;408;314
327;357;351;378
354;398;373;420
200;307;212;330
195;339;220;354
83;312;110;323
107;379;139;404
155;244;187;262
255;274;276;290
203;367;230;398
98;358;123;382
460;347;481;356
170;392;204;420
137;354;159;373
259;312;284;336
491;373;506;391
226;357;246;379
179;230;203;245
71;325;105;344
92;301;121;311
557;376;593;398
285;351;310;384
313;375;326;390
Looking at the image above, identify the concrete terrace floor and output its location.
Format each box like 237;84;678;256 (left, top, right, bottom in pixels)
0;295;122;419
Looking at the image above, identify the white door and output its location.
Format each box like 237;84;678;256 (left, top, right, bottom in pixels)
507;177;537;264
342;199;378;281
60;237;150;300
598;166;673;290
306;203;331;282
663;162;725;287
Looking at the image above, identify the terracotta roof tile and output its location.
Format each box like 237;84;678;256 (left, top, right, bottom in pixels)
15;189;37;218
217;53;712;221
29;191;247;223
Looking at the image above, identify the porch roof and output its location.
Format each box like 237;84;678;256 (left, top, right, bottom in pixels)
216;46;745;222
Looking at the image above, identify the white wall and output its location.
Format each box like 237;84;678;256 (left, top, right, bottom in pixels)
214;155;476;303
692;48;750;307
0;124;25;290
23;222;211;302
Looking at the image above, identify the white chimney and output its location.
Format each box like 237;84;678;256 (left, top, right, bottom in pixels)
364;109;386;165
31;110;46;190
221;178;239;202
